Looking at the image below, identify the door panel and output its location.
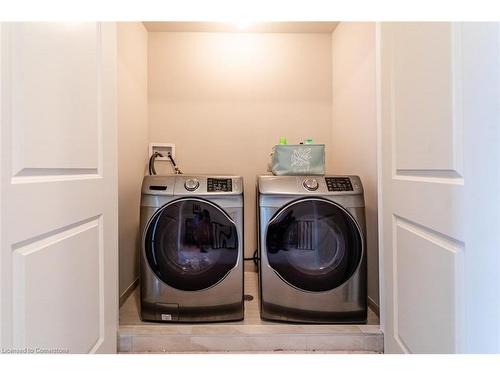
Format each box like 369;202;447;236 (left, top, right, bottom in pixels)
394;216;459;353
10;23;100;175
392;23;461;173
1;23;117;353
379;22;500;353
13;219;101;352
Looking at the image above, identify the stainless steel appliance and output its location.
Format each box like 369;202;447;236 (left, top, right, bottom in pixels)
257;175;367;323
140;175;244;322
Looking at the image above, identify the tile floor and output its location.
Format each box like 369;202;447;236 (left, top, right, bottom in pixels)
119;272;383;353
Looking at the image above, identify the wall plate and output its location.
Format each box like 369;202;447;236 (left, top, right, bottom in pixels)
149;143;175;161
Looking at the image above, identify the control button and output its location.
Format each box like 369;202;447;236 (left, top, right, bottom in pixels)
303;178;319;191
184;178;200;191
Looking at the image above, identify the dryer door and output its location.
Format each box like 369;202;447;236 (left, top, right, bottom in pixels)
144;198;239;291
266;198;363;292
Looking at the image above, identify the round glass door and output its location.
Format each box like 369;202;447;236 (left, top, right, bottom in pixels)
266;198;362;292
144;198;239;291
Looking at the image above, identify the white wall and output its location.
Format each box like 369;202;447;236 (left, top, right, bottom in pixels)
331;23;379;307
148;32;334;266
117;22;149;298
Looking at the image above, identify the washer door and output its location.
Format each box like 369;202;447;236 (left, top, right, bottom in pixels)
266;198;363;292
144;198;239;291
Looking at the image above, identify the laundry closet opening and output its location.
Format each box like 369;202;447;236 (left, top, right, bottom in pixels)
117;22;380;353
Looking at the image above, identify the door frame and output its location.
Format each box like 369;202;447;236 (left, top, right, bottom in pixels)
375;21;385;335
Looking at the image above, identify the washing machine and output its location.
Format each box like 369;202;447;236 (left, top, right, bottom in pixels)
140;175;244;322
257;175;367;323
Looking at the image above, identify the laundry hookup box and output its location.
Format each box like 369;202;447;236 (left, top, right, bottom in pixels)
271;144;325;176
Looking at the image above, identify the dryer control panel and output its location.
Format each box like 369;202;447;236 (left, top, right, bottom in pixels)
258;175;362;195
325;177;353;191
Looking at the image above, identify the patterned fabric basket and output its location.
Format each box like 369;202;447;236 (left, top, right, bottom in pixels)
271;144;325;176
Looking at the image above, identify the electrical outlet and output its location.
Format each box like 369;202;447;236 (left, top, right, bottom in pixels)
149;143;175;161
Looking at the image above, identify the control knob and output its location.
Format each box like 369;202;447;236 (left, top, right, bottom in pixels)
184;178;200;191
303;178;319;191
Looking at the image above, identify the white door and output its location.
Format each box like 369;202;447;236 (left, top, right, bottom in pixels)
0;23;118;353
378;22;500;353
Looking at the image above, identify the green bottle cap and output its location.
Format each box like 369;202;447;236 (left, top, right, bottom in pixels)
305;137;313;144
279;137;287;145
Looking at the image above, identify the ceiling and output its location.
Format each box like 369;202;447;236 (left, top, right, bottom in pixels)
142;22;339;33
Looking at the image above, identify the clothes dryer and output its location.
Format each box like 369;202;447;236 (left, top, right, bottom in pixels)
257;175;367;323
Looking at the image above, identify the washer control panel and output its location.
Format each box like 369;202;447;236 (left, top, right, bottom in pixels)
325;177;353;191
207;178;232;192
